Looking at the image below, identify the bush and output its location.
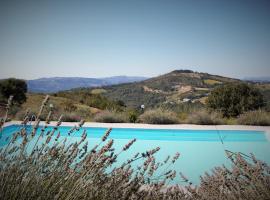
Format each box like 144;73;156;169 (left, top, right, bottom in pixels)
57;90;124;111
194;153;270;199
187;110;224;125
61;112;81;122
128;110;139;123
60;100;77;112
8;105;21;116
237;110;270;126
161;101;204;114
76;107;94;121
138;109;179;124
0;78;27;104
94;111;128;123
207;83;264;117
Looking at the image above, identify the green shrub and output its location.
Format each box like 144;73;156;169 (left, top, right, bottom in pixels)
237;110;270;126
187;110;224;125
161;101;204;114
8;105;21;116
138;109;179;124
224;117;237;125
128;110;139;123
207;83;264;117
0;78;27;104
57;90;124;111
94;111;128;123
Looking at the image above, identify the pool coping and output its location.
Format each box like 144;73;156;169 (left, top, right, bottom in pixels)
4;121;270;132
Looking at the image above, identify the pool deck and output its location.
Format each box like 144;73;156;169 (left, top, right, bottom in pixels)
4;120;270;132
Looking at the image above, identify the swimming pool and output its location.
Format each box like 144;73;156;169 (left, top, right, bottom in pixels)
1;124;270;185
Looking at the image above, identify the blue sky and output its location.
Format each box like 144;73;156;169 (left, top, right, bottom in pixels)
0;0;269;79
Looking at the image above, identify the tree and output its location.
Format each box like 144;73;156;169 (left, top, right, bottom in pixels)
206;83;264;117
0;78;27;104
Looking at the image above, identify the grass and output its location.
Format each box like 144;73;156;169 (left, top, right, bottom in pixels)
186;110;224;125
138;109;179;124
203;79;222;85
91;88;107;94
237;110;270;126
14;94;99;121
56;89;124;111
94;110;128;123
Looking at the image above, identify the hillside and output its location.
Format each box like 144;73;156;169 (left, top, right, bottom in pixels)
98;70;241;108
12;91;126;122
27;76;147;93
25;70;270;111
3;70;270;124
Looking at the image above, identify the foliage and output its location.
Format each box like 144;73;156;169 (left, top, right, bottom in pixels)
60;100;77;112
171;69;194;73
94;110;128;123
14;94;97;122
7;104;21;116
257;83;270;111
128;110;139;123
57;90;124;111
237;110;270;126
193;153;270;200
207;83;264;117
103;83;167;108
100;70;239;108
161;102;204;115
116;100;126;107
186;110;224;125
138;109;179;124
0;78;27;104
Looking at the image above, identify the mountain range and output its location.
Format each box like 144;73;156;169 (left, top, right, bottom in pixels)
27;76;147;93
244;77;270;83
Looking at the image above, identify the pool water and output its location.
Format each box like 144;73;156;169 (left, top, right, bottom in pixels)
1;125;270;185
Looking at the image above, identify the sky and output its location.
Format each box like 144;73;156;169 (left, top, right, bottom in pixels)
0;0;269;80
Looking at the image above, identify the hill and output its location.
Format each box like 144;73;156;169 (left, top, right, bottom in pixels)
27;76;147;93
4;70;270;124
11;91;127;122
22;70;270;112
96;70;241;108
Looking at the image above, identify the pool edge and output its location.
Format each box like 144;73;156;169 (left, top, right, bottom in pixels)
5;121;270;131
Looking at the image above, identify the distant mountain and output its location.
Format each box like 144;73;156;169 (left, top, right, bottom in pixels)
101;76;148;85
244;77;270;83
73;70;241;108
27;76;147;93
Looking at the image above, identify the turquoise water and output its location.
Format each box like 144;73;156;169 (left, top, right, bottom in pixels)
1;125;270;185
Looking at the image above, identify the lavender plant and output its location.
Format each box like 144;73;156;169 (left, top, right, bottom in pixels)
0;96;269;200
